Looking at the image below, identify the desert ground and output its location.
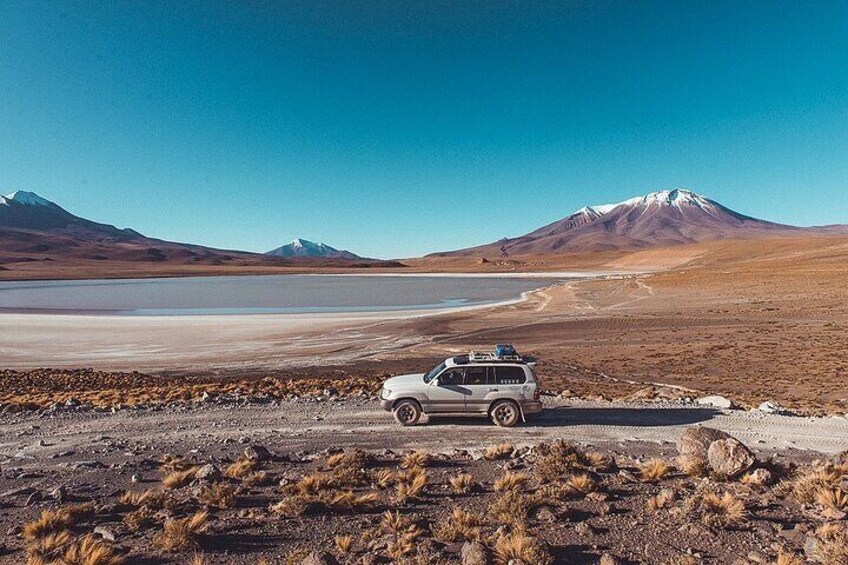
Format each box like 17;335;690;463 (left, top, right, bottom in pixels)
2;396;848;564
2;234;847;415
2;235;848;564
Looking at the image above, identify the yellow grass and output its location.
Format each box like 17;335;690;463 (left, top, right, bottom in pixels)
449;472;475;494
639;459;674;483
494;471;529;493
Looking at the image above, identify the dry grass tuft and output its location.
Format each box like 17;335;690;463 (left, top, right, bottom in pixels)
488;491;536;527
814;486;848;518
224;457;259;480
493;529;553;565
583;451;616;472
162;467;200;490
198;483;237;509
61;534;124;565
296;474;326;495
381;510;412;534
432;507;482;542
639;459;674;483
698;492;748;529
812;523;848;565
269;494;309;518
190;554;209;565
449;472;475;494
326;490;380;510
124;506;157;532
565;473;598;496
534;441;585;483
372;468;396;489
678;454;708;478
23;508;75;542
334;533;354;554
120;489;168;509
395;471;428;503
788;462;847;505
401;450;431;469
160;454;193;472
494;471;530;493
155;511;210;552
773;550;804;565
483;443;515;460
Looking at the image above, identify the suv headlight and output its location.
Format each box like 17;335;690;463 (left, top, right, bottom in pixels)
382;388;391;399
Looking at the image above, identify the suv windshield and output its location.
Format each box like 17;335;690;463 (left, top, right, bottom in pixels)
423;361;446;383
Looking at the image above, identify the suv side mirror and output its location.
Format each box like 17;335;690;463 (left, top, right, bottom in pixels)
430;375;439;386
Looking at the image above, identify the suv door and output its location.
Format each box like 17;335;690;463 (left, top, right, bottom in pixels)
463;365;491;414
427;367;467;413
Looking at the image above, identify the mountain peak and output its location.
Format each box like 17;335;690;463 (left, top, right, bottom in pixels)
1;190;54;207
266;238;361;260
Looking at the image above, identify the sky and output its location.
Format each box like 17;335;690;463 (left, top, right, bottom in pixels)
1;1;848;259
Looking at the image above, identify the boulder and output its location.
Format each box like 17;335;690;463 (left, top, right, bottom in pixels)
696;395;735;409
194;464;222;481
707;437;755;478
244;445;272;461
461;541;490;565
678;426;732;458
757;401;787;415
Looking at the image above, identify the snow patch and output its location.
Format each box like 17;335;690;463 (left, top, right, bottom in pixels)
2;190;54;207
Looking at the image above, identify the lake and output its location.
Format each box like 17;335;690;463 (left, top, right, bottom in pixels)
0;274;564;316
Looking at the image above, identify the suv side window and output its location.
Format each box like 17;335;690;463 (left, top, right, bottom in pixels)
438;368;465;386
465;366;488;385
494;366;526;385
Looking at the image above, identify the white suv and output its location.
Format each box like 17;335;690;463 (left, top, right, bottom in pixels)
379;346;543;427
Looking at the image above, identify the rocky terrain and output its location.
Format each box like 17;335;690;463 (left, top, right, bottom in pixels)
1;393;848;565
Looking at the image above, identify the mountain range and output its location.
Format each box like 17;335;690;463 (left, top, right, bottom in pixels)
431;188;846;257
2;188;847;278
266;239;361;260
0;191;380;273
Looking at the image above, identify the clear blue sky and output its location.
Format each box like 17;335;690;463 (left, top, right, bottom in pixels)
2;1;847;258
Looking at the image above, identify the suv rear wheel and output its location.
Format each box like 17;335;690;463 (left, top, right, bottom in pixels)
392;399;422;426
490;399;520;427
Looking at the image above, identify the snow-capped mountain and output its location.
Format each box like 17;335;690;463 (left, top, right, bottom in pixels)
265;238;362;260
432;188;807;256
0;190;142;237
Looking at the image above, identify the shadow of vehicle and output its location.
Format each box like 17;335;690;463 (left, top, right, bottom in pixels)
424;405;719;428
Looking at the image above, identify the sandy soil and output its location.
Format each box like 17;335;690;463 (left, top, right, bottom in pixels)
2;235;848;415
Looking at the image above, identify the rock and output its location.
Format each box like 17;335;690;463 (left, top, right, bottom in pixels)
48;486;67;502
743;468;773;486
535;506;557;522
244;445;272;461
461;541;490;565
130;474;141;484
678;426;732;458
707;437;755;478
300;552;338;565
696;395;736;409
93;526;116;542
757;401;787;414
599;553;622;565
575;522;594;536
194;464;222;481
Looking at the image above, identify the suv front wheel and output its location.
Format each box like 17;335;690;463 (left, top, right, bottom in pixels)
490;399;520;427
392;399;422;426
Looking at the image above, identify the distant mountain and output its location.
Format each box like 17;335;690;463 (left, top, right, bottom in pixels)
431;188;835;256
0;190;142;239
266;238;362;260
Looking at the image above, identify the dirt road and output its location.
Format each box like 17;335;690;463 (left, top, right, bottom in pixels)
3;399;847;474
